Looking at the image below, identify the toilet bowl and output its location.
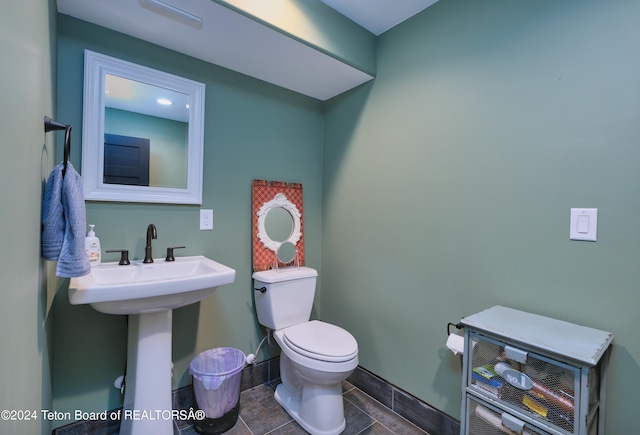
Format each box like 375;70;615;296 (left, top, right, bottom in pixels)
252;267;359;435
273;321;358;435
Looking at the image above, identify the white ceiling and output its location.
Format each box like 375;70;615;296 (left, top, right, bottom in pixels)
319;0;439;35
56;0;438;100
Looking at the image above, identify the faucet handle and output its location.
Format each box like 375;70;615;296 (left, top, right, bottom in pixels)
105;249;130;265
165;246;186;262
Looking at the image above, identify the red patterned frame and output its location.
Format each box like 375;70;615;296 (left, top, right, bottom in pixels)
252;179;305;272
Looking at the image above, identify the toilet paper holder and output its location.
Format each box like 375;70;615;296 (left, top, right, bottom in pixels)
446;321;465;360
447;321;463;337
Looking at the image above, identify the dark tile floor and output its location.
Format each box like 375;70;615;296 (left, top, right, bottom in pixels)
179;381;430;435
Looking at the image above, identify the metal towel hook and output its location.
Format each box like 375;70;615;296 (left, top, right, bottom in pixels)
44;116;72;177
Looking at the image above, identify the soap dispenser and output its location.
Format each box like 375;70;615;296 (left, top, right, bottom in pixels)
85;224;101;267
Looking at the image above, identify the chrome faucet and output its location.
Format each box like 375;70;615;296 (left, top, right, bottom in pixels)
143;224;157;263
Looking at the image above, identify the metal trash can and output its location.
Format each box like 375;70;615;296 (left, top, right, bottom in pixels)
190;347;246;434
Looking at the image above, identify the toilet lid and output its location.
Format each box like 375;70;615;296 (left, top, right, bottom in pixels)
282;320;358;362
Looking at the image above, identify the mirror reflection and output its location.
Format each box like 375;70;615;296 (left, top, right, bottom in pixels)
256;192;301;252
277;241;297;264
82;50;205;204
264;207;294;243
104;74;189;188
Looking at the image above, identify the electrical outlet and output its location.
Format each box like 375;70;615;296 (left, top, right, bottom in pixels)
200;209;213;230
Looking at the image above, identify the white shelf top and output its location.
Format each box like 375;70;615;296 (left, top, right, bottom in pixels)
461;305;614;366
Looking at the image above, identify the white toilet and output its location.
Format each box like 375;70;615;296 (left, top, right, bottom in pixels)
252;267;358;435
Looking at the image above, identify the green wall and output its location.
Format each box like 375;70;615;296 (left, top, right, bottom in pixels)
0;1;57;434
53;14;324;427
322;0;639;432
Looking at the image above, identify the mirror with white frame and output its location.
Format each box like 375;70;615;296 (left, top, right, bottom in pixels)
82;50;205;204
257;193;301;253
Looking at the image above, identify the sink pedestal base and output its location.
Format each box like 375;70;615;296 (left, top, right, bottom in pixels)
119;311;174;435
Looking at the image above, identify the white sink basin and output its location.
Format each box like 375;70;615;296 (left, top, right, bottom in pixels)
68;255;236;314
68;255;236;435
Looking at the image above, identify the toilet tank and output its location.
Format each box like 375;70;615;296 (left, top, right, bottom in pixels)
252;267;318;330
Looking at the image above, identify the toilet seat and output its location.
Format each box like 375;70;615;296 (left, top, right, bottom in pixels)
282;320;358;363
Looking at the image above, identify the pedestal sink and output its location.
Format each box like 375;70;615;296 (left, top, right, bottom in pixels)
68;256;236;435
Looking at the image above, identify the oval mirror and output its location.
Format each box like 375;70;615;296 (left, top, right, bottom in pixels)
264;207;294;242
82;50;205;204
256;193;301;252
277;241;297;264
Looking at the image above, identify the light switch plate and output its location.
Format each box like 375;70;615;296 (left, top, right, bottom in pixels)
570;208;597;241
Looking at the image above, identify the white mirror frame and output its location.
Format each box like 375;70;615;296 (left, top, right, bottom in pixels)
82;50;205;204
257;193;302;252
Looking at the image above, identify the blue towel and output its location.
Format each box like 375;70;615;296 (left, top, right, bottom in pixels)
42;163;64;260
42;162;91;278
